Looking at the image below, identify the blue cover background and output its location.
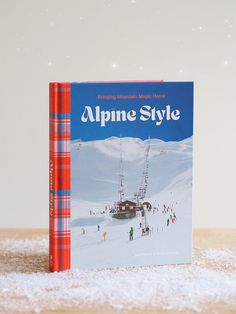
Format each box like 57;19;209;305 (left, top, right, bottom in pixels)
71;82;193;141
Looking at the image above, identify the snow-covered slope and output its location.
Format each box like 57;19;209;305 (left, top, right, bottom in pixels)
71;136;192;203
71;136;192;269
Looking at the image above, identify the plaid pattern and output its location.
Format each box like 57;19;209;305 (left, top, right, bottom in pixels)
49;82;70;272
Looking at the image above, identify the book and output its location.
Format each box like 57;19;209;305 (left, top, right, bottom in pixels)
49;81;193;272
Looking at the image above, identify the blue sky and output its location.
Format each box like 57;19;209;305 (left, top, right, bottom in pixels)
71;82;193;141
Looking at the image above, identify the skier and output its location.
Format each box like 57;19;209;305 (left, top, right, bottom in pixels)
129;227;134;241
82;228;85;235
146;226;150;235
102;231;107;241
139;222;142;228
167;219;170;227
98;224;100;231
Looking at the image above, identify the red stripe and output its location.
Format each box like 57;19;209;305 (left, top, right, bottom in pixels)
49;82;71;272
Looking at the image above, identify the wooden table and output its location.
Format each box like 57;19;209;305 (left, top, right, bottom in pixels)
0;229;235;314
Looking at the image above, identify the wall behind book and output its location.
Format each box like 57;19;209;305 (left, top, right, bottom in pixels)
0;0;235;228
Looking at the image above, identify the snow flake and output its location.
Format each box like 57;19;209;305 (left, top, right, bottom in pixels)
111;63;118;70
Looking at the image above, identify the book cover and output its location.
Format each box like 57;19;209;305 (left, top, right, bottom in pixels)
49;81;193;271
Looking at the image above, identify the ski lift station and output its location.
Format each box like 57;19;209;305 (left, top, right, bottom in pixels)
112;200;137;219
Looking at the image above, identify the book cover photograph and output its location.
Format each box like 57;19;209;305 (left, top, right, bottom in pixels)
49;81;193;271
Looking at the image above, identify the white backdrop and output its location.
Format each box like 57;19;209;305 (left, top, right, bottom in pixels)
0;0;235;228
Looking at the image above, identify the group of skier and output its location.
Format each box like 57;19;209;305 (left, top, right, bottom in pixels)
162;204;177;227
81;202;178;243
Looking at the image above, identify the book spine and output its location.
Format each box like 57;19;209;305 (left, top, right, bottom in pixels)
49;82;71;271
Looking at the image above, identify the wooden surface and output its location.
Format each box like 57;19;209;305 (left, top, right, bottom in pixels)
0;228;235;314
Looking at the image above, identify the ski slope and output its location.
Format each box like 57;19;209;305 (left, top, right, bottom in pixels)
71;136;192;270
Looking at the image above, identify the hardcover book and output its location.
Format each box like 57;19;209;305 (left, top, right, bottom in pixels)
49;81;193;271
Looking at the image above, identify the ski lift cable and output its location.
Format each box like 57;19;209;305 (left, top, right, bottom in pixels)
137;138;151;200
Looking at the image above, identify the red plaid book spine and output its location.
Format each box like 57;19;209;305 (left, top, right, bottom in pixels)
49;82;71;272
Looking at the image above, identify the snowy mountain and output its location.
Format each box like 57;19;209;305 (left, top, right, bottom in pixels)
71;136;192;204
